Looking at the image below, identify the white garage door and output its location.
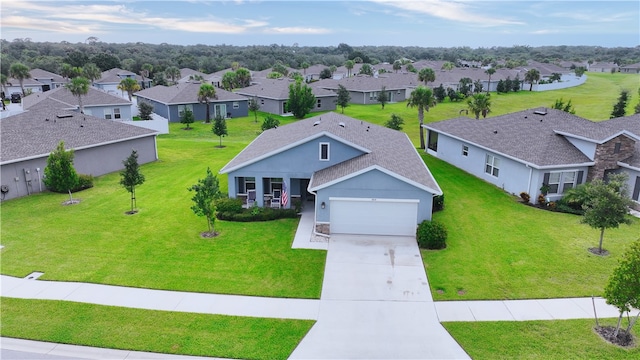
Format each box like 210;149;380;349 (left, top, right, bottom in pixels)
330;197;419;236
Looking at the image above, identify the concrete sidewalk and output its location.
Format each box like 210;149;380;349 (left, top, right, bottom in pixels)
0;275;319;321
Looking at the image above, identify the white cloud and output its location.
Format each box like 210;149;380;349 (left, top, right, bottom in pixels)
370;0;525;26
263;27;332;35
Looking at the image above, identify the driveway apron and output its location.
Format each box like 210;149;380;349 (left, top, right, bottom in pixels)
289;235;469;359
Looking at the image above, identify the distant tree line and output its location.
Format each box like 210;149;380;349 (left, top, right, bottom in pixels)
2;39;639;78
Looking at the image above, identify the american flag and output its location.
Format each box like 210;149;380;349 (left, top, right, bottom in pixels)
281;181;289;207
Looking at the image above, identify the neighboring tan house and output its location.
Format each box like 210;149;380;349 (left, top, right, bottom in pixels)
619;62;640;74
424;108;640;207
135;82;248;122
316;73;420;105
589;62;618;73
220;112;442;236
0;107;158;201
22;86;133;121
236;78;337;116
94;68;151;96
29;68;67;91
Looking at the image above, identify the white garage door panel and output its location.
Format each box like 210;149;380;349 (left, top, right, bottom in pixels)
330;198;418;236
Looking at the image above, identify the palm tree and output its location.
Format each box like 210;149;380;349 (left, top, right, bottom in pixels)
406;86;437;149
524;68;540;91
467;93;492;119
65;77;90;113
139;63;153;88
345;60;354;78
418;68;436;86
82;63;102;85
117;77;141;101
235;68;251;88
198;83;217;123
9;62;31;96
301;61;309;75
485;67;496;94
165;66;181;85
393;60;402;73
441;61;455;71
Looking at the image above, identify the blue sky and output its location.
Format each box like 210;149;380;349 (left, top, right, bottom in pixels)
1;1;638;47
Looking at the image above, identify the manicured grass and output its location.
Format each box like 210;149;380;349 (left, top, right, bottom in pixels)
0;118;325;299
0;298;313;360
422;155;640;300
443;318;639;359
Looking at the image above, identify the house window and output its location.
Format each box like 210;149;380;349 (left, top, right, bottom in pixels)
485;154;500;177
317;99;322;108
260;99;265;105
614;142;621;154
427;131;438;152
462;145;469;157
369;92;377;100
233;102;239;109
113;108;121;119
239;177;255;193
178;104;193;117
319;142;330;161
547;171;579;194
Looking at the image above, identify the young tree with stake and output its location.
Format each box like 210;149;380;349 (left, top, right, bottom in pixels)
120;150;145;214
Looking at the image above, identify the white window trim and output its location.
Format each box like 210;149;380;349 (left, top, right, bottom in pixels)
319;142;330;161
178;104;193;117
462;145;469;157
113;107;121;119
548;170;579;194
485;154;500;177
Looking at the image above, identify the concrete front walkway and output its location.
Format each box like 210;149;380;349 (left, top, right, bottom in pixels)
289;235;470;359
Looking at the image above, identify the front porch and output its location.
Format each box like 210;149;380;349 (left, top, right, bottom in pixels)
232;176;313;209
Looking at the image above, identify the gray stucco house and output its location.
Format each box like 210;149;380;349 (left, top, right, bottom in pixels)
425;109;640;208
94;68;151;96
22;86;133;121
235;78;337;116
135;82;248;122
220;112;442;236
1;107;158;201
316;73;420;105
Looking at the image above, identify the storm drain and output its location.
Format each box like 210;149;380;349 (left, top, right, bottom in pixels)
25;272;44;280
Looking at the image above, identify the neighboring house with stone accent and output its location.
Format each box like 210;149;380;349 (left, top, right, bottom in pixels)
220;112;442;236
0;107;158;201
236;78;336;116
424;109;640;208
22;86;133;121
135;82;248;122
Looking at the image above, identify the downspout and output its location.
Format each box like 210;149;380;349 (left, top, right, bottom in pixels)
36;167;42;192
526;164;533;196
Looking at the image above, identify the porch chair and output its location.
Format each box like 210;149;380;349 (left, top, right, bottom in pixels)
270;189;281;208
247;189;256;208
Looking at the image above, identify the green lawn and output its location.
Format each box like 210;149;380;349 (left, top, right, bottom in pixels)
0;119;325;299
0;298;313;360
422;155;640;300
443;318;639;359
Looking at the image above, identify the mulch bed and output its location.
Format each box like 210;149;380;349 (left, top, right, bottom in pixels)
201;231;220;238
588;247;609;256
594;325;635;347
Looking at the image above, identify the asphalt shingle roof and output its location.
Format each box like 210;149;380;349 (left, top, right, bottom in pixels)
22;86;131;110
236;79;336;100
1;108;156;164
135;82;247;104
221;112;441;194
427;108;640;168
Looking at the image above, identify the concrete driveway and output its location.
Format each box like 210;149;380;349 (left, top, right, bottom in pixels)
290;235;469;359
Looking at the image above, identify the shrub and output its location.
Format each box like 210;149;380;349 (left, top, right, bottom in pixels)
216;198;243;214
71;174;93;192
216;207;298;222
433;194;445;212
519;192;530;203
416;220;447;250
537;193;547;206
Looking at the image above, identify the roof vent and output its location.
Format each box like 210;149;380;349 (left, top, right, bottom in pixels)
339;122;345;128
534;109;547;115
56;114;73;118
313;121;321;126
493;130;498;134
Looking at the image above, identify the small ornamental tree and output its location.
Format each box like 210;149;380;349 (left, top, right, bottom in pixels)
248;97;261;122
181;108;194;129
261;115;280;131
336;84;351;113
119;150;145;214
287;78;316;119
377;86;388;109
138;101;153;120
385;114;404;130
44;141;79;204
212;113;228;147
610;90;629;119
581;173;633;255
603;238;640;342
188;167;222;236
